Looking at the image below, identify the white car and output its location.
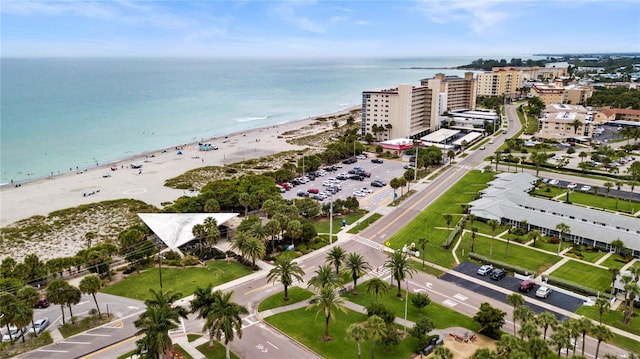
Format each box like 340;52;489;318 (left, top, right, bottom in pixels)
353;191;366;197
356;154;367;160
31;317;49;335
536;286;552;299
549;179;560;185
580;185;592;192
2;327;25;342
476;264;494;276
360;187;373;193
567;182;577;189
479;146;486;150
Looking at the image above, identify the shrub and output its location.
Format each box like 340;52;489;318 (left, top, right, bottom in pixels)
548;236;559;244
181;255;200;266
366;303;395;324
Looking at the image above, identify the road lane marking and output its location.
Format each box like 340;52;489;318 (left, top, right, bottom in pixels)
453;294;468;301
267;341;279;350
37;349;69;353
79;333;111;337
60;341;92;345
371;168;462;238
80;335;143;359
442;299;458;307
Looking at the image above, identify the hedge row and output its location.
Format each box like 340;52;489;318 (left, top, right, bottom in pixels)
546;275;612;299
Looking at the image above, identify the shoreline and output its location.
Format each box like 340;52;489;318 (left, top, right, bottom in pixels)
0;105;360;188
0;105;359;228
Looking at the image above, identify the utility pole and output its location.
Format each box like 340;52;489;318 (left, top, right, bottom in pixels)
329;199;333;244
414;144;419;182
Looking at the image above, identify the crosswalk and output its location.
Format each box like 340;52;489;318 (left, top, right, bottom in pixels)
351;235;382;250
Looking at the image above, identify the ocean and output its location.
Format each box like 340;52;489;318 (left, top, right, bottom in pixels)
0;56;530;184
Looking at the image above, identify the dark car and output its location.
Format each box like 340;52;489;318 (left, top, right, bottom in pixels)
349;174;364;181
371;159;383;164
34;297;50;309
490;268;507;280
371;180;386;187
337;174;349;180
297;191;309;197
519;279;535;292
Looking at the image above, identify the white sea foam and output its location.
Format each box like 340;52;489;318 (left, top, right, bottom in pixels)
235;116;268;123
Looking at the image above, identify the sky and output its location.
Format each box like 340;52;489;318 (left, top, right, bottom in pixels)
1;0;639;58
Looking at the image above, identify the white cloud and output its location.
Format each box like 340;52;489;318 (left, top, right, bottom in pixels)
415;0;513;32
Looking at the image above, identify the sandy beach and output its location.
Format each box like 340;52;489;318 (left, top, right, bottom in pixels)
0;108;357;229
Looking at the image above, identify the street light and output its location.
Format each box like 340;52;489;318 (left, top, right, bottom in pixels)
158;253;165;289
414;144;420;182
329;198;334;244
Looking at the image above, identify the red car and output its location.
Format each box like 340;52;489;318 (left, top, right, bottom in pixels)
279;183;292;190
307;188;319;194
34;296;50;309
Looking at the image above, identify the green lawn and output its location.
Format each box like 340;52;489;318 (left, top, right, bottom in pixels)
347;213;383;234
457;233;561;276
575;306;640;353
313;210;367;234
102;261;253;300
387;170;494;268
265;306;417;359
343;280;480;332
531;186;566;199
529;237;571;254
599;254;633;270
196;341;241;359
547;260;611;293
258;287;314;312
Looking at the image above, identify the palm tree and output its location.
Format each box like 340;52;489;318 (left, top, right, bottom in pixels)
192;223;207;253
555;222;570;255
469;227;478;252
443;214;453;231
206;290;248;359
507;293;524;335
384;251;416;297
238;192;252;217
308;264;341;290
190;284;218;345
135;289;188;359
513;305;535;341
65;285;82;324
549;325;571;359
46;279;72;325
535;311;557;340
79;274;103;317
306;287;346;340
0;292;17;342
365;315;387;359
230;231;250;260
267;255;305;301
594;297;610;324
603;182;613;209
326;246;346;275
608;268;620;296
16;286;40;337
576;317;592;356
244;236;265;267
12;302;33;343
518;321;540;343
622;278;639;325
343;253;371;294
614;180;624;209
592;324;613;359
346;323;367;359
416;237;429;268
487;219;499;257
365;278;389;304
528;229;541;248
203;217;221;247
505;225;515;259
527;337;551;359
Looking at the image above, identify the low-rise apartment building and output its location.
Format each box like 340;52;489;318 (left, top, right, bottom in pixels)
537;104;593;140
531;82;565;105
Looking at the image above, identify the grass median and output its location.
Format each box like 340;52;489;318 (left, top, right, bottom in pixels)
102;260;253;300
387;170;494;268
258;287;314;312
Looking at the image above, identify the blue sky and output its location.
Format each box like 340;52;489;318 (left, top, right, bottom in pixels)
2;0;639;57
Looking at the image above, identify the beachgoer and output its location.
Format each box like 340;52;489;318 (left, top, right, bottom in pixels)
201;158;204;163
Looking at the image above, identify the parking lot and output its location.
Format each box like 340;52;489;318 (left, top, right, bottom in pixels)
442;261;584;318
280;156;407;211
541;177;640;202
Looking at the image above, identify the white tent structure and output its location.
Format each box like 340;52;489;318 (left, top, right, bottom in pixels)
138;213;239;250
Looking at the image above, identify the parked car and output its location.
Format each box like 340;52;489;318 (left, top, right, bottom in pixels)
307;188;319;194
476;264;494;276
2;327;25;342
34;296;49;309
360;187;373;193
567;182;577;189
479;146;486;150
549;179;560;185
580;185;592;192
296;191;309;197
371;180;386;187
356;154;367;160
519;279;535;293
353;191;366;197
490;268;507;280
536;286;552;299
371;159;383;164
31;317;49;335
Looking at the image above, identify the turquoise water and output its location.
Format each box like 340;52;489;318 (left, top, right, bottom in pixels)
0;56;516;183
